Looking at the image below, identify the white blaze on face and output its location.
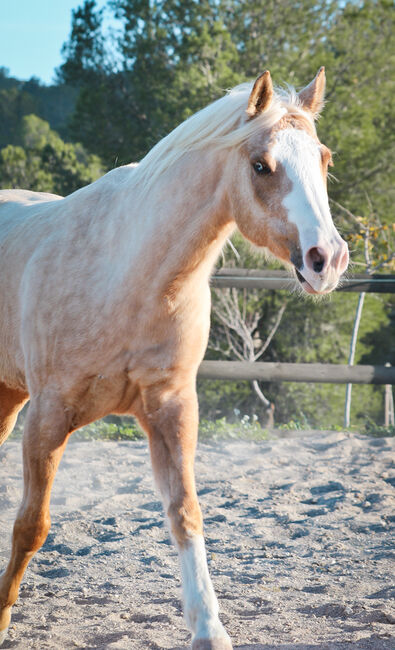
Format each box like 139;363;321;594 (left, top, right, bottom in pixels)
272;127;347;292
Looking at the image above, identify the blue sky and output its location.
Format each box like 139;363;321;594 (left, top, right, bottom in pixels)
0;0;110;84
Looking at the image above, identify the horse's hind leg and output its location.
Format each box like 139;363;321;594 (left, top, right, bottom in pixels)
0;392;70;644
140;383;232;650
0;382;29;446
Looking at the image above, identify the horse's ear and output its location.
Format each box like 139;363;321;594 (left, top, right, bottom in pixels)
246;70;273;118
299;67;326;118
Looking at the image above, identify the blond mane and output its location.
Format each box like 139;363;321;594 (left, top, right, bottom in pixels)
130;82;310;194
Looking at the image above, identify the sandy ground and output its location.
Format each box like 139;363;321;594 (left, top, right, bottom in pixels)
0;430;394;650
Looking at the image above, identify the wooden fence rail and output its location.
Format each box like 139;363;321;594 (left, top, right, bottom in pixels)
211;269;395;293
198;361;395;385
202;270;395;386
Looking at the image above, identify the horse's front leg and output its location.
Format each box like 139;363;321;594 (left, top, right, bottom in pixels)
140;384;232;650
0;392;70;645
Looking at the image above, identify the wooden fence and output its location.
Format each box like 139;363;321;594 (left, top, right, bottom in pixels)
211;269;395;293
198;361;395;385
197;271;395;386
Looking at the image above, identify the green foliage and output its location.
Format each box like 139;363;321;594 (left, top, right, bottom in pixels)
0;114;103;194
197;377;254;422
199;414;269;441
11;412;394;442
363;418;395;438
74;414;270;442
59;0;242;165
0;67;77;146
277;417;311;432
75;419;145;440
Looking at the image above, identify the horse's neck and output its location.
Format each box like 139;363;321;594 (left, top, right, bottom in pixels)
121;151;235;295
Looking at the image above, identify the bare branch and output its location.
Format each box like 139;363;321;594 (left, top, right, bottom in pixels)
210;285;287;418
252;380;271;408
330;199;363;227
254;302;287;361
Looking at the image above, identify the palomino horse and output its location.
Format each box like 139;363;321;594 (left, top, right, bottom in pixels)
0;68;348;649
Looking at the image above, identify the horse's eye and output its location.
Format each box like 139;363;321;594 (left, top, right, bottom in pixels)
253;161;272;175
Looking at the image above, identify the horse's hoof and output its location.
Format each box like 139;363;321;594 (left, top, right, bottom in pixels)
0;628;8;646
192;639;233;650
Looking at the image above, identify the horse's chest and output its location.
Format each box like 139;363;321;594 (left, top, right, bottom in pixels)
68;285;211;424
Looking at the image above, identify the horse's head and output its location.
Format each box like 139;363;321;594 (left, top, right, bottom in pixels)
232;68;348;294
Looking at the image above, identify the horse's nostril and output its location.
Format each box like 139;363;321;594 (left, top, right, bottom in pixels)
306;246;327;274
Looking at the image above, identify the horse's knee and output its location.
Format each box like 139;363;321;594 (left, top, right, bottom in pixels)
13;512;51;555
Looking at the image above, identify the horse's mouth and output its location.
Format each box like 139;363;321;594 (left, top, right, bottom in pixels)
294;268;319;295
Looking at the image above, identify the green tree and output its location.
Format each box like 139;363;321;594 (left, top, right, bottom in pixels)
0;67;77;146
0;114;103;195
58;0;241;165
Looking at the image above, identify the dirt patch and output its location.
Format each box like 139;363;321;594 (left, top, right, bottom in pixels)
0;431;394;649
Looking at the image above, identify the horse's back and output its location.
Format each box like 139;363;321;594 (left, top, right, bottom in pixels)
0;189;62;232
0;189;62;204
